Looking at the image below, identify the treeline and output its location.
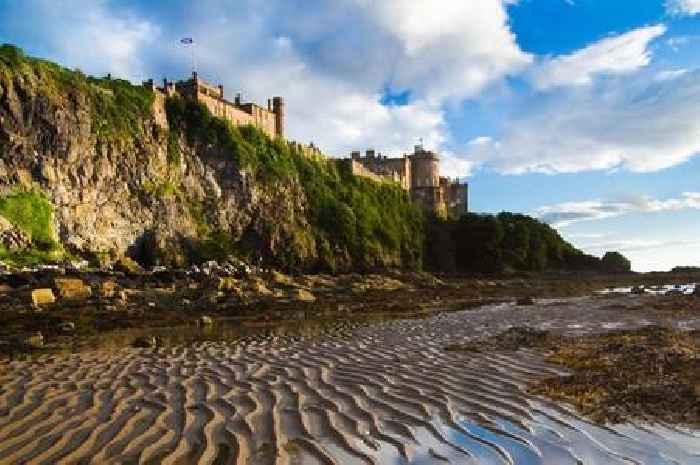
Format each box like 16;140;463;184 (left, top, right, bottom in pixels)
425;212;631;274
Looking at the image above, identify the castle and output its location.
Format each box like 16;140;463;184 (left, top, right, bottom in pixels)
143;72;285;139
345;146;468;218
143;73;467;217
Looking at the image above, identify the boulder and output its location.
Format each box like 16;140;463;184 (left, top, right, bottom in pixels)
99;280;118;299
289;288;316;303
59;321;76;333
54;278;92;300
243;277;272;296
270;270;295;287
23;332;44;349
31;288;56;307
132;335;157;348
516;296;535;306
218;277;240;292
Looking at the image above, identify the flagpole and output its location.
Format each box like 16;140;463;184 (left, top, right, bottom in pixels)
191;40;196;74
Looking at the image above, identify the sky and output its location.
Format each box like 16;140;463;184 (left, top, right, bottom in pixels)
1;0;699;271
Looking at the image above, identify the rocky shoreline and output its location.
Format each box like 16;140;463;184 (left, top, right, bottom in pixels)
1;264;697;357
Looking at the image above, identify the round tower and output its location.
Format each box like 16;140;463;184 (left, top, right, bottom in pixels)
409;145;440;189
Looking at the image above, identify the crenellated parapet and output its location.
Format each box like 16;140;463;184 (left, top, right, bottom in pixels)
143;72;285;139
344;145;468;218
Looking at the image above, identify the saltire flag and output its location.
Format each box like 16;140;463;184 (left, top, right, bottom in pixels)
180;37;193;44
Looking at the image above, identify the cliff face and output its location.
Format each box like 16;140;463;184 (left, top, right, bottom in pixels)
0;45;424;271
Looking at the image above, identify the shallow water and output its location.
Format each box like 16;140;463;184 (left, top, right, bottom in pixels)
0;295;699;464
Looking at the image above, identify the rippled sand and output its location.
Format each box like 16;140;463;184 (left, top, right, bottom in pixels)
1;295;699;464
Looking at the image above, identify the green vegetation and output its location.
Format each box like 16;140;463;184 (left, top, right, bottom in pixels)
0;190;65;266
601;251;632;273
143;180;183;199
0;44;154;143
166;97;424;271
426;212;624;274
0;190;55;246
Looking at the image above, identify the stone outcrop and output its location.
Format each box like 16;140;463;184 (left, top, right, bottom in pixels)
0;49;312;269
0;46;424;272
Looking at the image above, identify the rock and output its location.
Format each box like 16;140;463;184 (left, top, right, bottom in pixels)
59;321;76;333
243;277;272;296
99;280;118;298
23;332;44;349
31;288;56;307
70;260;89;270
289;288;316;303
0;216;30;251
54;278;92;300
199;315;214;325
218;277;240;292
516;296;535;306
132;336;157;348
114;256;143;274
631;285;645;295
270;270;295;287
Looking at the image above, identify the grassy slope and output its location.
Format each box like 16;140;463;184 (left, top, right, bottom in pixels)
166;96;424;271
0;44;424;270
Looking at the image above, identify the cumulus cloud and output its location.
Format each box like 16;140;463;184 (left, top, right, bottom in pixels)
2;0;532;162
349;0;532;102
530;25;666;90
535;192;700;227
0;0;159;79
468;67;700;174
666;0;700;15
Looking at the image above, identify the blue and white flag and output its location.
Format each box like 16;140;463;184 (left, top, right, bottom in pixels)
180;37;193;44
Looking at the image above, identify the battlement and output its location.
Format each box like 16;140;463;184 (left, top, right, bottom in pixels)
143;72;285;139
345;145;468;217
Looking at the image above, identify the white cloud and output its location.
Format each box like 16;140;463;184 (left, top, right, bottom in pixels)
5;0;159;80
348;0;532;102
666;0;700;15
535;192;700;227
531;25;666;90
655;68;689;80
5;0;532;164
468;67;700;174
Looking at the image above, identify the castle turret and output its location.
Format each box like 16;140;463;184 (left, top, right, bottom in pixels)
409;145;440;189
273;96;285;139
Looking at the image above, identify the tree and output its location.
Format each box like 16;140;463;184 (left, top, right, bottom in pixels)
601;251;632;273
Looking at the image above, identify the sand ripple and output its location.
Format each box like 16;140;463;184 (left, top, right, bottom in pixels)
1;296;699;464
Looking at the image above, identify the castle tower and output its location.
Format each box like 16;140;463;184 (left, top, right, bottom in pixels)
409;145;440;189
408;145;443;214
273;96;285;139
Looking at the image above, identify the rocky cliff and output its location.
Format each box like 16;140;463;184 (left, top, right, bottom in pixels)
0;45;424;271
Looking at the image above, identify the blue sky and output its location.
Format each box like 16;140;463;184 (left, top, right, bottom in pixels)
1;0;700;271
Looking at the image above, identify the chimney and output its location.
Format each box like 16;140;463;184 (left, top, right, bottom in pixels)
218;84;224;98
268;99;272;111
235;93;241;106
192;71;198;81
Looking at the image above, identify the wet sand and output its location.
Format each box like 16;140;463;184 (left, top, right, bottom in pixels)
1;294;699;464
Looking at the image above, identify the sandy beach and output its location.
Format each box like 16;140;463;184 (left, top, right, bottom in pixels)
1;294;699;465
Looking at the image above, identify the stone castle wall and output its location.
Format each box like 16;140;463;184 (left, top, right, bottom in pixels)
146;73;284;140
346;146;468;218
